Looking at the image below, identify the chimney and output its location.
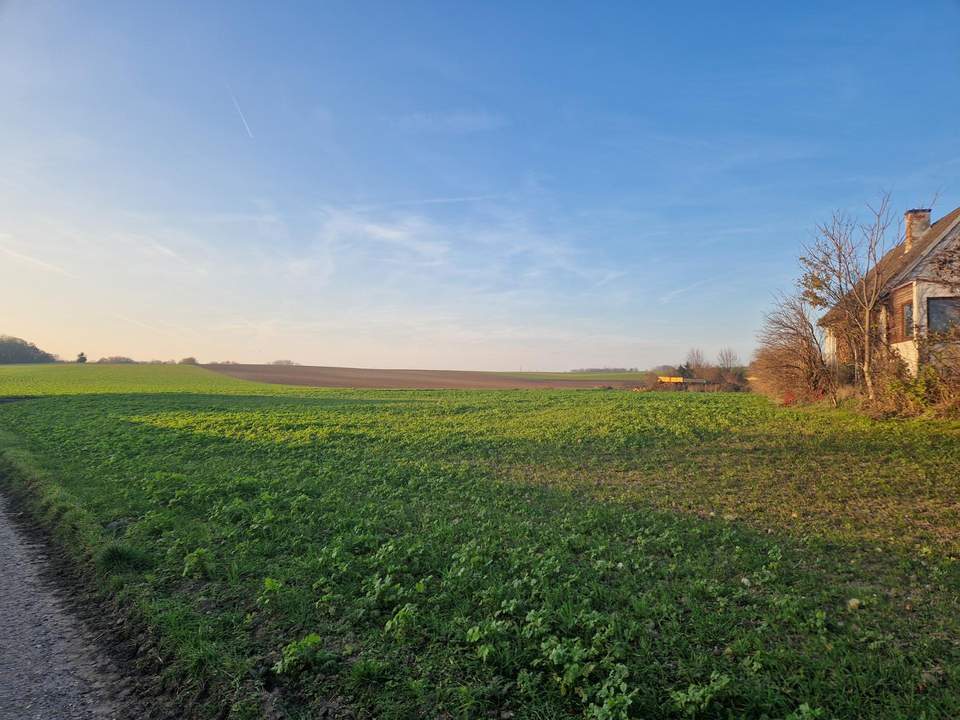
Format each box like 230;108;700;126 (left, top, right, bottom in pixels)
904;208;931;253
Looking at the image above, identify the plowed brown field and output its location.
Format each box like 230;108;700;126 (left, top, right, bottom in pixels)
204;364;640;389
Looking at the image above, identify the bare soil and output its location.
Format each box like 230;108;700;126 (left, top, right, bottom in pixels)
204;364;639;390
0;496;130;719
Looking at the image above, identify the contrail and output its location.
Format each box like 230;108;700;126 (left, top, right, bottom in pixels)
231;93;254;139
0;241;79;279
658;280;704;304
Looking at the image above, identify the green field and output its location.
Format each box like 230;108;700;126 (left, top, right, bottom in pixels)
1;364;958;719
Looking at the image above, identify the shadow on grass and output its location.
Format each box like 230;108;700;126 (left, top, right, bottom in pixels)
16;390;958;558
3;391;960;718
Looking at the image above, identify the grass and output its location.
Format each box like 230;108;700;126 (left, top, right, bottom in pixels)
0;363;284;396
0;364;958;719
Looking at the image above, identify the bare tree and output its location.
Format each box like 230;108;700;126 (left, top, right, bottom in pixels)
927;233;960;294
754;293;837;405
717;347;741;372
799;193;897;401
685;347;707;374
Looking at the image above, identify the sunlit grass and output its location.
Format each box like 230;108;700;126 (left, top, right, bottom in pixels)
0;363;263;396
0;365;958;719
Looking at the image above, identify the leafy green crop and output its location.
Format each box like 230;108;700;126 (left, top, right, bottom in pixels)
0;365;958;719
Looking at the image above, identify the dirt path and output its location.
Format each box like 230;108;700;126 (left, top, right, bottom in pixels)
0;494;136;719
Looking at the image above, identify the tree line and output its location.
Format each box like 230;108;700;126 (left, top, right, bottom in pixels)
649;347;748;390
0;336;57;364
0;338;303;367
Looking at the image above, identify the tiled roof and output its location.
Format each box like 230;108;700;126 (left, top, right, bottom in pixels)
819;207;960;325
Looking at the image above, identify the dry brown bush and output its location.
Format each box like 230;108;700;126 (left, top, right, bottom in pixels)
873;329;960;416
753;293;838;405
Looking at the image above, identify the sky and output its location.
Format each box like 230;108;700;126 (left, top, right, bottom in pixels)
2;1;960;370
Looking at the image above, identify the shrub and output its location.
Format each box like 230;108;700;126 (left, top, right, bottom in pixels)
873;329;960;417
348;658;391;688
752;294;838;405
96;541;151;573
256;577;284;607
670;672;731;717
273;634;339;677
181;547;213;578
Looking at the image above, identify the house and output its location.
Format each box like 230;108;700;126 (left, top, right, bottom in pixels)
822;207;960;374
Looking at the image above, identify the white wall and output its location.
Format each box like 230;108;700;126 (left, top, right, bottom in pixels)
823;327;837;365
891;339;919;375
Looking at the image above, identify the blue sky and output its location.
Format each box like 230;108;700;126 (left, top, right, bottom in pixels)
2;1;959;369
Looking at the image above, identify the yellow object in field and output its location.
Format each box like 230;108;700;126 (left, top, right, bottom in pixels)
657;376;685;383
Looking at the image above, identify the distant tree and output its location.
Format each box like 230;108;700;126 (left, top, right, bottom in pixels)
685;348;709;376
685;348;705;368
96;356;136;364
178;357;198;365
76;352;87;364
717;347;741;372
0;336;57;364
271;359;298;366
713;347;747;388
651;364;679;375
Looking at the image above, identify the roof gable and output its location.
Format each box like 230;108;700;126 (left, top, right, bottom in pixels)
819;206;960;326
899;213;960;285
885;206;960;287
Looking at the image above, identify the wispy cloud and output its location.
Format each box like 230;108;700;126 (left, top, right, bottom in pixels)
392;110;508;133
231;92;254;139
109;312;168;334
125;234;189;264
659;280;704;304
0;236;79;278
147;241;185;262
348;194;506;211
108;312;200;346
194;212;282;225
317;208;450;266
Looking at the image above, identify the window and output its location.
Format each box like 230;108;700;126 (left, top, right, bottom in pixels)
928;297;960;334
903;302;913;339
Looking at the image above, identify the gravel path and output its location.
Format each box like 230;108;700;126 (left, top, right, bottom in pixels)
0;494;130;719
